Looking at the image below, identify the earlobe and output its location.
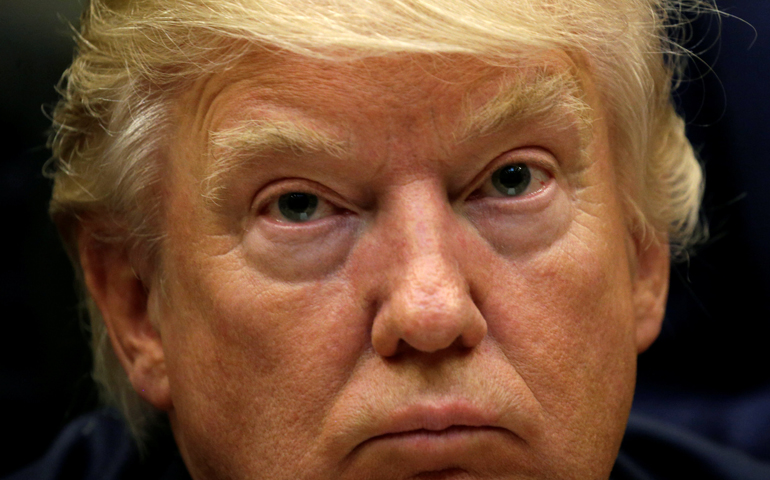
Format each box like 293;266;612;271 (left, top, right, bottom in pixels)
631;234;670;353
78;227;172;411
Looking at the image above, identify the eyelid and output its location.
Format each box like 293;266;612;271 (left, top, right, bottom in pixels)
462;148;557;201
251;179;356;224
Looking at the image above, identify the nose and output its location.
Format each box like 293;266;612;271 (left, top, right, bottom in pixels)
370;192;487;357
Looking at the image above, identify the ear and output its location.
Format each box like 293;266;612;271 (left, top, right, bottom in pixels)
78;227;172;411
631;234;670;353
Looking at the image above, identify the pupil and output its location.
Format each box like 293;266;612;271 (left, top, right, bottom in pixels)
286;193;311;211
278;192;319;222
492;164;531;196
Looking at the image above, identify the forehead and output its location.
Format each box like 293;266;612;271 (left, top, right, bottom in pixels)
184;50;585;123
174;50;595;190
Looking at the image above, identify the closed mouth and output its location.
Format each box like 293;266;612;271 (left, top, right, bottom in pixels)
356;424;517;455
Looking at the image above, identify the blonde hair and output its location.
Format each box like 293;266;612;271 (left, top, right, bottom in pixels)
49;0;711;444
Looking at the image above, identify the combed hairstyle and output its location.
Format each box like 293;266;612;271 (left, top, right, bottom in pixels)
48;0;711;445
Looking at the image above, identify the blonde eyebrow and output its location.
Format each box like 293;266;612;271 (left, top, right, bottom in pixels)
202;72;592;206
458;70;593;145
203;119;346;205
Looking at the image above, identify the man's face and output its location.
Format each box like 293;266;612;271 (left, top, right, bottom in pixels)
142;52;666;479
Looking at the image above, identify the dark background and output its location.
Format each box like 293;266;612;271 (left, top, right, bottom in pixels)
1;0;98;476
1;0;769;476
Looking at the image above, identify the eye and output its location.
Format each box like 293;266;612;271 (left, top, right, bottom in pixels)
267;191;335;223
477;163;550;199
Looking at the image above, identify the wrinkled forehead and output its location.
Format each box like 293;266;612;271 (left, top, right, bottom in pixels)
178;49;593;141
167;49;600;209
186;49;585;104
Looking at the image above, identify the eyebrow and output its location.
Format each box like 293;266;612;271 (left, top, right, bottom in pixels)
202;70;593;206
203;119;346;205
457;69;593;145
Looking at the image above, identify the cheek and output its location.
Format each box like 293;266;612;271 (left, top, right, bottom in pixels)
158;250;369;476
480;208;638;471
487;237;637;389
470;159;637;404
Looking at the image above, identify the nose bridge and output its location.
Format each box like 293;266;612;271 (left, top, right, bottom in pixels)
404;196;455;271
399;218;463;315
370;182;487;357
386;180;462;293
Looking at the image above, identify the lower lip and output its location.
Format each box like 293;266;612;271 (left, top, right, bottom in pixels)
365;425;514;454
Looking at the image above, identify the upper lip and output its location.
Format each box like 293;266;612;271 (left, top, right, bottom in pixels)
369;399;504;438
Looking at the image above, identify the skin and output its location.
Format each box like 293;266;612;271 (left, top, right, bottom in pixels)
80;51;670;479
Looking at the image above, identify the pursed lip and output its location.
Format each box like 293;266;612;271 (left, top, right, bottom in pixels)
385;401;500;433
331;398;534;478
356;399;516;450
